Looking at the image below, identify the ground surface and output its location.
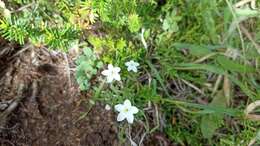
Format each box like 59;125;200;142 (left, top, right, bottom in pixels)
0;43;119;146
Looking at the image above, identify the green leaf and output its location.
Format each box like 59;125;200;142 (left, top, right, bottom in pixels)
83;47;93;57
162;10;181;33
216;55;255;73
128;13;141;33
200;114;222;139
200;92;226;139
173;43;213;57
175;63;225;75
96;61;103;69
235;7;260;18
116;38;127;50
256;130;260;141
228;75;256;99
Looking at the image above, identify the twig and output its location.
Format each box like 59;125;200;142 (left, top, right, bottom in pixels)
223;75;231;106
181;79;205;95
240;24;260;54
13;3;35;13
150;103;160;133
10;44;32;59
0;137;15;146
63;53;71;90
0;84;24;129
141;28;148;50
30;81;38;102
225;0;246;57
194;52;219;63
212;75;223;96
127;125;137;146
138;132;147;146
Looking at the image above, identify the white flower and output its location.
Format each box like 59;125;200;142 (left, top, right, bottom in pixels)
101;64;121;83
115;99;139;124
0;1;5;8
125;60;139;72
105;104;111;111
3;9;11;18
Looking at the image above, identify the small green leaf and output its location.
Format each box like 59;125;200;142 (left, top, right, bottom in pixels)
162;10;181;33
256;130;260;141
200;114;222;139
173;43;212;57
128;13;141;33
235;7;260;18
116;38;126;50
216;55;255;73
176;63;225;74
83;47;93;57
96;61;103;69
200;92;225;139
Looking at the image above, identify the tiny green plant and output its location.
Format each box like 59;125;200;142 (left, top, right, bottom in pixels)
1;0;260;145
76;47;103;90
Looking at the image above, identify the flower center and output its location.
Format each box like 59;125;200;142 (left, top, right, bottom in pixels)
123;108;129;113
111;70;116;75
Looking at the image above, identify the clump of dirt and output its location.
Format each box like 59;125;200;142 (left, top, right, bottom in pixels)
0;43;118;146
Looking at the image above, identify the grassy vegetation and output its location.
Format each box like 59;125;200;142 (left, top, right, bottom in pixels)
1;0;260;145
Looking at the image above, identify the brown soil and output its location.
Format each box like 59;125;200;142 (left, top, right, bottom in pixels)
0;41;169;146
0;43;118;146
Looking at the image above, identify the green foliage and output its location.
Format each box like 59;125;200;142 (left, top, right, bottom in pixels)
88;35;144;66
76;47;103;90
216;55;255;73
200;91;227;139
127;13;141;33
0;18;28;44
257;130;260;141
0;0;81;51
1;0;260;145
91;0;138;29
162;9;181;33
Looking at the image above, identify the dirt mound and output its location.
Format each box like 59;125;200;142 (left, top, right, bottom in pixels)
0;44;118;146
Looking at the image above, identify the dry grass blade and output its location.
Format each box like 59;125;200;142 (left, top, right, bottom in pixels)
240;24;260;55
245;100;260;121
234;0;255;8
248;138;256;146
212;75;223;96
223;75;231;106
193;52;219;64
181;79;204;95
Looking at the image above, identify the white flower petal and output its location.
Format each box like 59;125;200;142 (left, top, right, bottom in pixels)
106;76;114;83
130;106;139;114
101;70;110;76
0;1;5;8
105;104;111;111
125;60;139;72
129;66;137;72
127;67;131;71
114;67;121;73
108;64;113;70
132;67;138;73
125;62;130;66
124;100;131;108
117;112;127;122
115;104;124;112
126;114;134;124
113;73;121;81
